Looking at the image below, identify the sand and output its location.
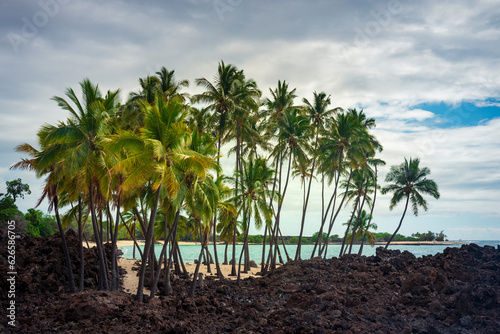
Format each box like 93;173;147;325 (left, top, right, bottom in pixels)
118;258;260;295
93;240;260;295
87;239;459;295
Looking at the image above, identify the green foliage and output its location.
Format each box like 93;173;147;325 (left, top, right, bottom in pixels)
5;178;31;201
435;231;447;242
329;234;341;242
24;208;57;237
310;231;328;243
373;231;447;242
373;232;393;242
236;234;263;244
411;230;447;242
289;236;309;244
0;179;32;222
248;235;264;244
0;194;23;222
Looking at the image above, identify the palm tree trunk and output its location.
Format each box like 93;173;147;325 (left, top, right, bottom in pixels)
348;181;369;254
312;187;335;258
237;211;251;284
385;194;410;249
149;211;177;298
320;168;353;257
224;241;228;265
272;152;292;269
312;156;343;258
359;167;379;256
132;219;136;259
296;175;307;261
260;225;268;273
230;135;241;276
77;196;84;292
120;213;143;259
110;195;121;291
311;174;327;258
89;185;109;291
189;239;207;298
172;238;182;274
164;243;174;295
54;195;76;293
136;185;162;302
236;210;250;285
212;218;223;278
339;193;360;257
174;238;189;278
278;227;291;261
262;153;279;274
296;129;319;261
132;206;147;238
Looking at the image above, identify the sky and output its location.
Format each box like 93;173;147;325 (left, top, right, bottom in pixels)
1;0;499;240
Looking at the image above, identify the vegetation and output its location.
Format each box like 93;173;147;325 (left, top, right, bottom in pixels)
0;179;58;237
381;157;440;249
372;231;447;242
9;61;439;301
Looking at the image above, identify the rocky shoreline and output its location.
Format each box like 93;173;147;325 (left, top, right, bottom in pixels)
1;229;499;333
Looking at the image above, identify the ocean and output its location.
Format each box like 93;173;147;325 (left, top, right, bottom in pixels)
119;240;500;264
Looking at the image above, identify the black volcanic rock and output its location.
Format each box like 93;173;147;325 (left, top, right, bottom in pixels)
1;226;499;333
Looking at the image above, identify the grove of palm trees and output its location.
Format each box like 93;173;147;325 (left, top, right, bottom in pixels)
1;62;498;333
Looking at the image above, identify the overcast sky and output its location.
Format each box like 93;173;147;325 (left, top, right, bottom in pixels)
1;0;499;240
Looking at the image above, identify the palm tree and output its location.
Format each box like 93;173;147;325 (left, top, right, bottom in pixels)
193;61;247;276
342;209;378;249
231;157;279;279
40;79;121;291
269;107;310;268
118;67;188;133
193;61;243;158
156;67;189;101
358;158;385;255
186;174;236;297
295;92;341;260
105;94;215;301
210;176;237;277
12;143;77;293
263;80;297;122
381;157;440;249
312;111;374;258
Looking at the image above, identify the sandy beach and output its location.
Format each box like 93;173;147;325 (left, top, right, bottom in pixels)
118;257;260;295
85;240;260;294
85;239;463;295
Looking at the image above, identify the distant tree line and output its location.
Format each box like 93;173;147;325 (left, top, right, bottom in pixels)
373;231;447;242
0;179;58;237
234;230;447;244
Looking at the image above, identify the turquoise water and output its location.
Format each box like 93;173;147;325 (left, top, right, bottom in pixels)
119;240;499;264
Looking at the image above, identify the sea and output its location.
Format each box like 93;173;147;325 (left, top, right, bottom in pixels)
119;240;500;264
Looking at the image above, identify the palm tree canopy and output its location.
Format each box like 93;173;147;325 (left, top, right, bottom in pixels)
230;157;279;230
343;209;378;245
381;157;440;216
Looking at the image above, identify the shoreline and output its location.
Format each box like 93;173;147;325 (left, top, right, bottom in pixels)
86;239;471;297
83;239;466;248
